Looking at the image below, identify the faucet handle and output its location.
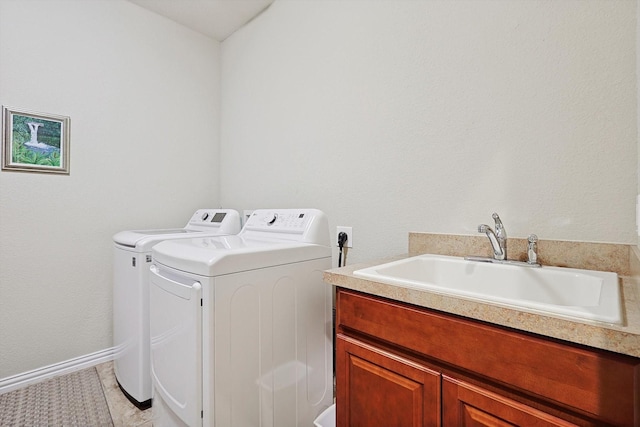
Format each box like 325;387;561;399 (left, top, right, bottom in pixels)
492;212;502;226
492;213;506;238
527;234;539;265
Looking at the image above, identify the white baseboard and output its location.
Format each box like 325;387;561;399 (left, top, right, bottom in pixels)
0;347;115;395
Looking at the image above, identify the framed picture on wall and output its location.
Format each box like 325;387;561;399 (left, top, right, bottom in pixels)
1;106;70;174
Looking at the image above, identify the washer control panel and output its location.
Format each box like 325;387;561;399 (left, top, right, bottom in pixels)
244;209;314;233
196;211;227;224
185;209;242;234
240;209;329;245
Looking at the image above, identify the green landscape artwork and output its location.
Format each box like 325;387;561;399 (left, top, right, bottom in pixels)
11;114;62;167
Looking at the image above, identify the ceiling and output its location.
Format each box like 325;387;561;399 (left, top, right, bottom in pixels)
127;0;275;41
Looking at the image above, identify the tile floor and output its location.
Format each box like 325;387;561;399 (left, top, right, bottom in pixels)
95;362;152;427
94;361;334;426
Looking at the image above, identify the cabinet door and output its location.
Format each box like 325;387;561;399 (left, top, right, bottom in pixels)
336;334;441;427
442;376;578;427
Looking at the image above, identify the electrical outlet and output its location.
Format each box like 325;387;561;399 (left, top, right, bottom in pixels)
337;226;353;248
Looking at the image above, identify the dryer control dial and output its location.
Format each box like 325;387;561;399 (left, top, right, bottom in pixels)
267;213;278;225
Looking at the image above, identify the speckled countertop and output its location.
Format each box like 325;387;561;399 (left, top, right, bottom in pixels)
323;233;640;358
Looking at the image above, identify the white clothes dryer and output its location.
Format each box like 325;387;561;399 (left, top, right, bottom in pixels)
113;209;241;408
149;209;333;427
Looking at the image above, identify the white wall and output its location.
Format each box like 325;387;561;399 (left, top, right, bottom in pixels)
0;0;220;377
220;0;637;264
0;0;636;381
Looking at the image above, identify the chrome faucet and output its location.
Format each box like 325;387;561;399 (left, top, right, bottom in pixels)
466;213;541;267
478;213;507;260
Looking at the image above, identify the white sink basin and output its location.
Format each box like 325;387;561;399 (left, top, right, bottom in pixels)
353;254;622;325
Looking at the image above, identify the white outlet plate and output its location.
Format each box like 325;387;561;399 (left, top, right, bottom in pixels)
337;226;353;248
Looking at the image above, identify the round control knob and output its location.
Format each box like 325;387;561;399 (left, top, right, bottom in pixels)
201;212;210;221
267;213;278;225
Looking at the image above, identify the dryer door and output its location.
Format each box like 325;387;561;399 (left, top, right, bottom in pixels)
149;265;202;427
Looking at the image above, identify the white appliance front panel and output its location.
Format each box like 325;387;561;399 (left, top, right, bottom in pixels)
113;246;150;402
113;209;241;406
202;257;333;427
150;266;202;427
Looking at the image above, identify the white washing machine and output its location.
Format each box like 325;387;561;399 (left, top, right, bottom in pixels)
113;209;241;408
149;209;333;427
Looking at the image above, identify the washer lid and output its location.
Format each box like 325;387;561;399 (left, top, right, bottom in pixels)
113;229;202;249
152;235;331;277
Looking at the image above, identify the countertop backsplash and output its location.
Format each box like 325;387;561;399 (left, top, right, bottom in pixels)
408;232;632;276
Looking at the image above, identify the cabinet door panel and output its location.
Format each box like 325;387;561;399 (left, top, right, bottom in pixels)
442;376;578;427
337;335;441;427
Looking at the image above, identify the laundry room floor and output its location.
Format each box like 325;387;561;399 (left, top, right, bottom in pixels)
0;362;150;427
96;361;152;427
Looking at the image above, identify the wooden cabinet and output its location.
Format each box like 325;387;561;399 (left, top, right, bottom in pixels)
337;335;440;427
442;376;577;427
335;288;640;427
